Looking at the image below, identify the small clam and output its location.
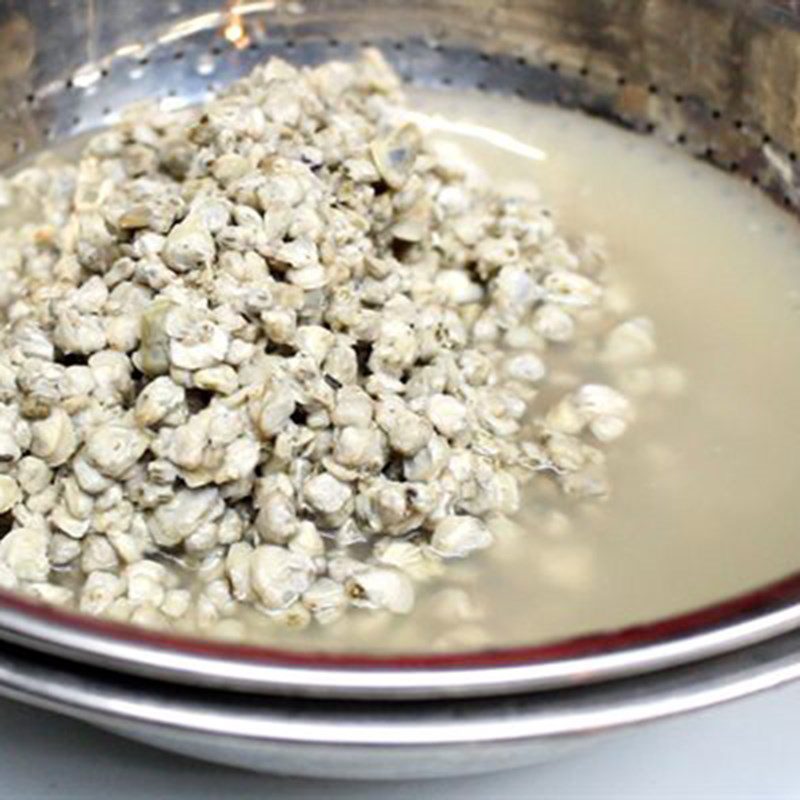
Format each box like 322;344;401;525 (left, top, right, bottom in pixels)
332;387;374;428
226;542;254;602
602;317;656;365
532;303;575;343
302;577;346;625
250;544;315;610
430;515;493;559
137;299;174;377
50;506;91;539
255;491;297;543
119;205;153;230
504;353;546;385
288;521;325;558
161;588;192;619
0;475;20;513
30;409;77;467
0;526;50;582
71;453;114;495
250;384;296;440
162;213;216;273
81;535;120;573
26;582;74;607
169;321;230;372
572;384;632;421
150;487;222;547
589;414;629;443
80;571;126;616
267;602;312;630
346;566;415;615
373;538;442;581
426;394;468;439
333;426;384;469
85;421;149;479
304;473;352;516
403;435;450;482
435;270;483;305
542;270;602;308
49;533;81;566
125;560;169;607
370;123;422;189
131;605;169;630
135;376;186;428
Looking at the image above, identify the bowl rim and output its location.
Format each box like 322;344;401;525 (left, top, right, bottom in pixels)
3;606;800;754
3;569;800;699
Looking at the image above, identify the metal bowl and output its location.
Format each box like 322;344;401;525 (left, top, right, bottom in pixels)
2;0;800;775
4;569;800;699
3;620;800;779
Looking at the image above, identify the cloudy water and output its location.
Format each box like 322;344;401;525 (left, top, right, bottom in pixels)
258;88;800;652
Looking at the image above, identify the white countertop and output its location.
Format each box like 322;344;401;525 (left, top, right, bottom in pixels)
2;680;799;799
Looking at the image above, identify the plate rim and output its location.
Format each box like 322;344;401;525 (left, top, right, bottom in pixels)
3;613;800;748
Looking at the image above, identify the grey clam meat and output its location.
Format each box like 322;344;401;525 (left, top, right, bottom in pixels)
0;49;667;638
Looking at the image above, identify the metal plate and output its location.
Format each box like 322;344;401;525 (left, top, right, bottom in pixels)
2;0;800;700
3;617;800;779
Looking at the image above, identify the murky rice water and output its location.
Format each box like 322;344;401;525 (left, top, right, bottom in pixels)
11;87;800;653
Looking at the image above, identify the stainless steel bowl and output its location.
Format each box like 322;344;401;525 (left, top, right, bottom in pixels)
4;570;800;699
2;0;800;777
3;621;800;780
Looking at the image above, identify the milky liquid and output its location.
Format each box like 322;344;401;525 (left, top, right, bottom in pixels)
11;89;800;654
254;88;800;653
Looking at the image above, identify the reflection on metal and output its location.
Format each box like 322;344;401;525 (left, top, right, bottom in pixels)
223;9;250;50
0;13;35;80
402;108;547;162
235;1;279;13
158;13;225;45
